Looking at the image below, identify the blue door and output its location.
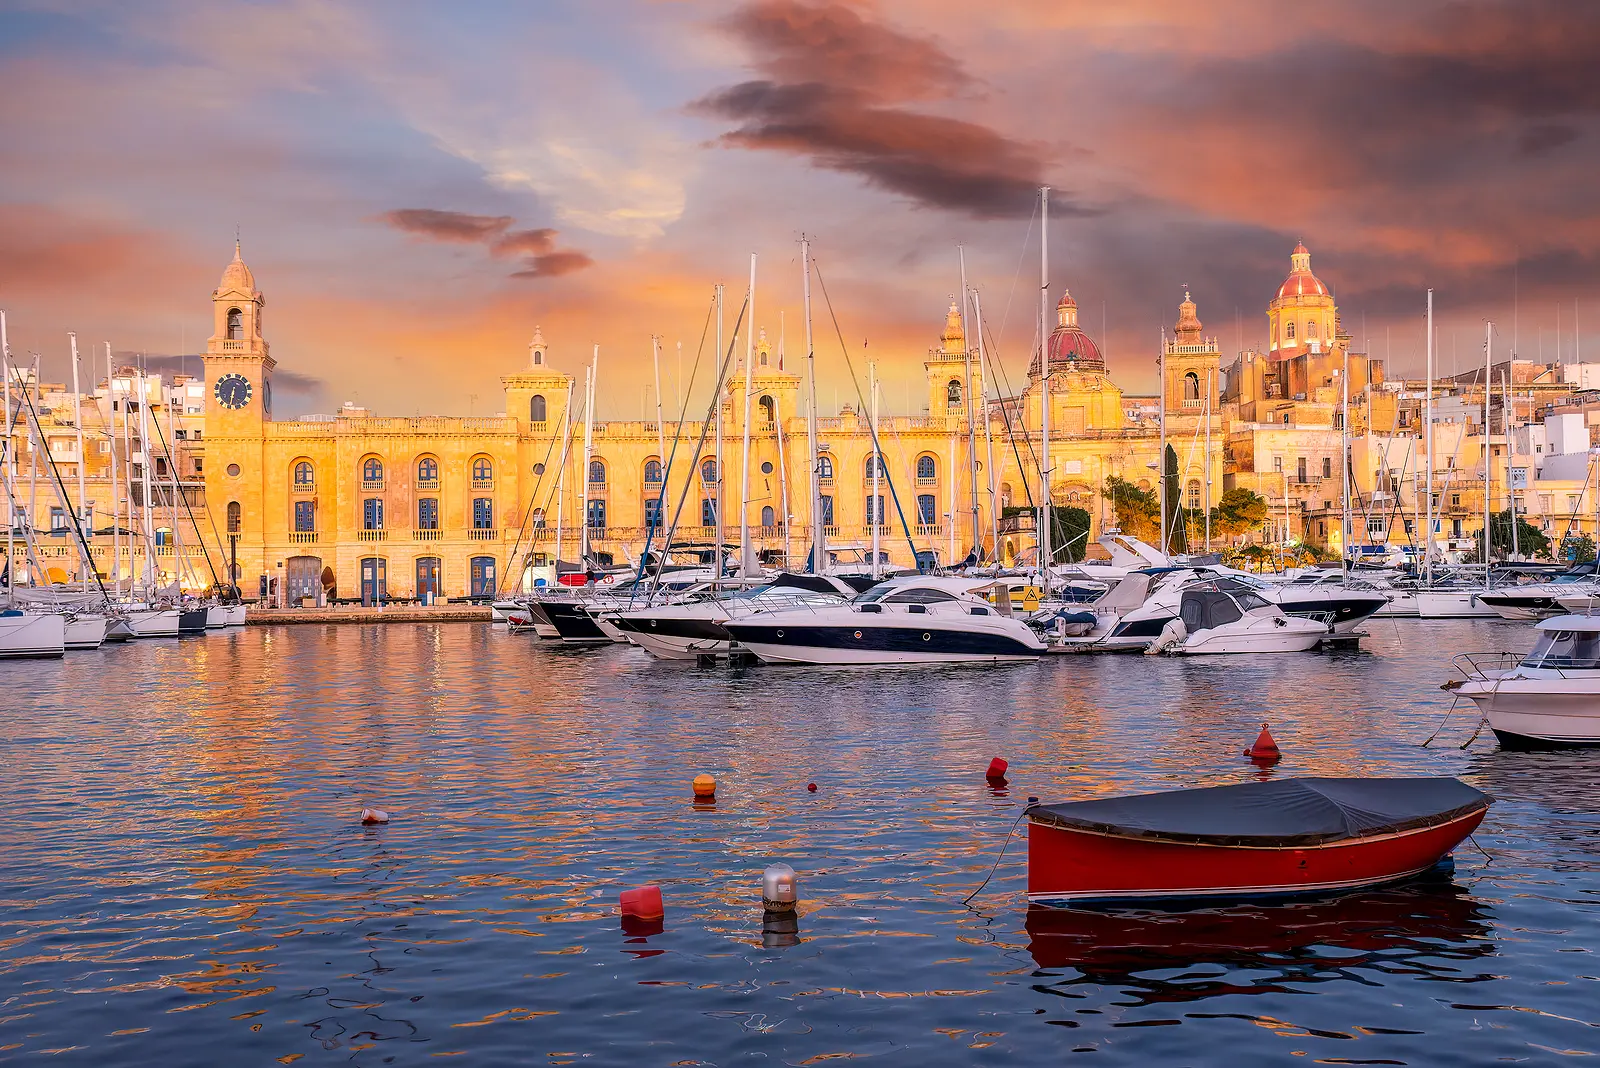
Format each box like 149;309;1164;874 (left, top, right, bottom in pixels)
701;498;716;527
586;500;606;529
294;500;315;532
470;556;496;597
917;494;936;524
473;497;494;529
416;557;440;601
359;557;386;604
418;498;439;530
644;498;663;529
363;498;383;530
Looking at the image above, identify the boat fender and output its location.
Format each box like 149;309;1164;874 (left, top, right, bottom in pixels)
693;774;717;800
1147;618;1186;655
1244;722;1282;764
360;808;389;824
762;862;798;913
620;884;665;935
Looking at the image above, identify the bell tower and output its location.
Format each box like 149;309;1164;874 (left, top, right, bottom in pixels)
1163;290;1221;417
924;300;982;417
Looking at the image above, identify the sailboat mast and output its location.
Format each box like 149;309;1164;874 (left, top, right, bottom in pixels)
1341;340;1351;579
1;313;11;605
774;394;791;568
958;246;980;558
1484;320;1493;572
106;344;120;599
1037;186;1052;581
713;284;724;589
69;334;89;592
739;254;756;577
1503;371;1518;560
1424;290;1434;584
553;377;572;573
579;348;597;568
802;238;823;572
971;289;1000;567
163;382;187;592
870;361;880;579
652;335;666;466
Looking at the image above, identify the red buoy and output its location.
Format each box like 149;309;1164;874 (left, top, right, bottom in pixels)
620;885;664;922
1244;723;1282;764
986;757;1009;782
807;782;818;793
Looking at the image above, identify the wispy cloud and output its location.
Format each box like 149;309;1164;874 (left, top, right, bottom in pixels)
377;208;593;280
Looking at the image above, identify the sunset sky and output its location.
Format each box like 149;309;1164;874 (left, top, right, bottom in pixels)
1;0;1595;418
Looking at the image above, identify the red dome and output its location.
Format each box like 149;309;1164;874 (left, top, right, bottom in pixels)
1277;242;1329;300
1029;290;1105;376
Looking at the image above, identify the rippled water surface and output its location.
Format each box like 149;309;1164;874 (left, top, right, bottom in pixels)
3;619;1598;1065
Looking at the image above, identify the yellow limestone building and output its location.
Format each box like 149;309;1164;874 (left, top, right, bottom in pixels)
196;247;1221;602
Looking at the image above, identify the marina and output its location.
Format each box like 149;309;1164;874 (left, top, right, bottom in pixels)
3;616;1597;1063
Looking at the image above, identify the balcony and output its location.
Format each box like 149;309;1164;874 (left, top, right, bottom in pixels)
361;479;385;492
1181;399;1203;409
915;476;937;487
915;523;943;536
528;421;549;434
472;478;494;490
468;528;498;541
415;478;439;491
413;529;442;541
357;529;387;542
289;531;318;544
292;480;315;494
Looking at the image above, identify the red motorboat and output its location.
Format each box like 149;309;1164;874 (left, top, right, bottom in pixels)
1026;777;1490;906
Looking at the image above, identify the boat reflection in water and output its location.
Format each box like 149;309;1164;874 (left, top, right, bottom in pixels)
1024;876;1495;998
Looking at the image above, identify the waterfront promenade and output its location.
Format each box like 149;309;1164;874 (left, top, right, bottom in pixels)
245;604;493;625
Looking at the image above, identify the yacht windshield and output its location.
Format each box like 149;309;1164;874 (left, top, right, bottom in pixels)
1523;629;1600;669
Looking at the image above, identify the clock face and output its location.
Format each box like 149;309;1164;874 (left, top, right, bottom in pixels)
215;373;252;410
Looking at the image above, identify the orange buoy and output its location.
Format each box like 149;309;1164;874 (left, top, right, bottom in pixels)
693;774;716;800
620;884;664;922
986;757;1009;782
806;782;818;793
1244;723;1282;764
360;808;389;824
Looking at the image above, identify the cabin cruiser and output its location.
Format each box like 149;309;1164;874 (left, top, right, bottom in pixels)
1150;584;1329;655
612;576;853;660
1446;615;1600;747
721;575;1046;665
1478;564;1600;620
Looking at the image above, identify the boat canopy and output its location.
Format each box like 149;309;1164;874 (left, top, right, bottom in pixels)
1533;614;1600;633
1027;777;1489;848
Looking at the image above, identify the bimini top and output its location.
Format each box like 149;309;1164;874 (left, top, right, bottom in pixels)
1535;614;1600;633
1027;777;1489;848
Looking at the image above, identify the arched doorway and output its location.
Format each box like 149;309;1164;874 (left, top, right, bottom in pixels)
469;555;497;598
286;555;322;604
359;557;386;605
416;557;441;603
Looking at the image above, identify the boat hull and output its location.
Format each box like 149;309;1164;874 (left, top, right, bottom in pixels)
226;604;248;626
1415;591;1498;618
1457;679;1600;747
64;614;108;649
725;622;1042;665
126;609;180;637
1178;620;1327;654
1026;808;1486;905
205;605;228;629
542;601;611;643
0;612;66;658
612;614;735;659
177;608;210;635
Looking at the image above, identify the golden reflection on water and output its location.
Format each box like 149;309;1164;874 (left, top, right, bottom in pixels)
0;619;1596;1064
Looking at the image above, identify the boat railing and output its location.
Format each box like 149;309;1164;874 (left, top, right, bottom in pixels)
1449;651;1522;681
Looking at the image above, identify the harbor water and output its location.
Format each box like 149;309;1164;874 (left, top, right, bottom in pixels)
3;619;1597;1065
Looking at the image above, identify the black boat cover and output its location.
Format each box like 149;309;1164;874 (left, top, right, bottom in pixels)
1027;777;1490;848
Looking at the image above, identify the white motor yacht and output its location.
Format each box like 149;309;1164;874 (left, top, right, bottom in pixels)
1154;585;1329;655
1415;587;1499;618
612;576;852;660
0;609;67;658
721;576;1046;665
1447;615;1600;748
1476;564;1595;620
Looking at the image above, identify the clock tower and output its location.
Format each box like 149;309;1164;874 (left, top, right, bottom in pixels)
202;241;275;579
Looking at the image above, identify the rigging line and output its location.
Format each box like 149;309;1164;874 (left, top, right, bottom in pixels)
979;312;1039;518
809;259;920;564
6;365;112;600
168;397;232;591
649;291;749;603
993;197;1038;377
633;293;717;600
493;393;576;599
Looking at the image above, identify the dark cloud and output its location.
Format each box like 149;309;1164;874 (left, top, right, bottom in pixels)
696;0;1080;220
379;208;513;242
110;351;323;390
377;210;592;280
510;250;596;279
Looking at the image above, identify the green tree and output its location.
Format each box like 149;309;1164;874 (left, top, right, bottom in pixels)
1210;487;1269;541
1103;475;1159;542
1474;508;1552;561
1163;444;1187;554
1000;505;1094;563
1559;533;1595;564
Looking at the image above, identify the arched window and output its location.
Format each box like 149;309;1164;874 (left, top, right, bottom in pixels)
761;505;776;528
948;379;963;406
226;501;241;533
1307;321;1318;338
916;455;936;481
588;459;606;484
472;456;494;487
1187;479;1202;510
816;455;833;481
644;459;663;484
1184;371;1200;400
293;461;313;487
416;456;438;486
530;394;547;422
700;457;717;483
362;457;383;485
758;395;775;422
226;308;243;340
1000;482;1013;510
1285;321;1296;341
531;508;547;529
865;454;886;478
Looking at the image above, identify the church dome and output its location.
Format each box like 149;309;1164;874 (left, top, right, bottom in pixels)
1276;242;1329;299
217;241;256;293
1029;290;1105;376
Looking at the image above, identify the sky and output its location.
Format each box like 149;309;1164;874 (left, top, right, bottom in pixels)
1;0;1597;418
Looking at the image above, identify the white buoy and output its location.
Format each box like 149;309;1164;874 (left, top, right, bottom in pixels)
762;862;798;913
361;808;389;824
